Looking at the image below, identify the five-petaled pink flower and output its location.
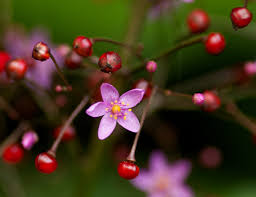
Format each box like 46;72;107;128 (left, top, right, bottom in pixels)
131;151;194;197
86;83;145;140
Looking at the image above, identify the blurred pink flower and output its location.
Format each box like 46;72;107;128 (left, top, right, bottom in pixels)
4;26;63;89
131;151;194;197
86;83;144;140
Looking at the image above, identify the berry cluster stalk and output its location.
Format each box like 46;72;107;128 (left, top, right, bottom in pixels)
127;86;158;162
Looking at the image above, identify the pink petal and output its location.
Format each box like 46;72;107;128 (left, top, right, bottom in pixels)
100;83;119;104
170;160;192;183
119;89;145;109
149;151;169;172
131;170;153;192
168;185;194;197
117;111;140;133
98;113;117;140
86;102;107;117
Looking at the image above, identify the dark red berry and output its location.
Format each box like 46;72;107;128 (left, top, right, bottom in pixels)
5;58;28;80
202;90;221;112
35;152;57;174
0;51;11;73
2;144;24;164
65;51;83;69
133;79;152;99
187;9;210;33
98;51;121;73
73;36;93;57
32;42;50;61
231;7;252;29
204;33;226;55
53;126;76;142
118;161;139;180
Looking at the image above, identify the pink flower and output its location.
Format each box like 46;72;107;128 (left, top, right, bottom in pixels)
86;83;145;140
21;131;39;150
131;151;194;197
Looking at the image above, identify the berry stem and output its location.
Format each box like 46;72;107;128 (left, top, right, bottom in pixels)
49;52;71;89
131;35;205;74
225;101;256;135
49;95;89;156
244;0;248;7
160;88;192;98
0;121;30;155
92;38;143;59
126;86;158;162
0;96;19;120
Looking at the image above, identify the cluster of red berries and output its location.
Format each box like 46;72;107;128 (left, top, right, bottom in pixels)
2;126;75;174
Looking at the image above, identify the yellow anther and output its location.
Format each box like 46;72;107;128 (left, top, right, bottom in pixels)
128;109;132;111
112;105;121;114
115;100;118;103
105;108;109;111
124;113;127;115
121;102;125;105
111;102;114;105
123;116;127;120
126;103;129;106
110;114;113;118
114;116;117;120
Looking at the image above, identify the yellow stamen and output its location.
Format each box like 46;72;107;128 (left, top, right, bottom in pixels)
111;102;114;105
127;103;129;106
105;108;109;111
124;113;127;115
123;116;126;120
121;102;125;105
110;114;113;118
112;105;121;114
114;100;118;103
114;116;117;120
128;109;132;111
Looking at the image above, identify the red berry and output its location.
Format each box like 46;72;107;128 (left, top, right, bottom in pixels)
133;79;152;99
202;90;221;112
98;51;122;73
187;9;210;33
73;36;93;57
117;161;139;180
35;152;57;174
231;7;252;29
0;51;11;73
2;144;24;164
53;126;76;142
32;42;50;61
65;51;83;69
5;58;28;80
204;33;226;55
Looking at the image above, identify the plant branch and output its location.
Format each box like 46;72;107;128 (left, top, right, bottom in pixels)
244;0;249;7
0;96;19;120
127;86;158;162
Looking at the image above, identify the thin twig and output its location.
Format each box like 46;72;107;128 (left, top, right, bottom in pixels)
49;95;89;155
126;86;158;162
244;0;249;7
0;96;19;120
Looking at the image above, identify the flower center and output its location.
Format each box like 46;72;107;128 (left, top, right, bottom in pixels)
112;105;121;114
154;175;169;192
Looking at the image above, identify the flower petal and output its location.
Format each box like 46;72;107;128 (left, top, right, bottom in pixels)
119;89;145;108
131;170;153;192
149;151;169;172
100;83;119;104
86;102;108;117
117;111;140;133
168;185;194;197
169;160;192;183
98;113;117;140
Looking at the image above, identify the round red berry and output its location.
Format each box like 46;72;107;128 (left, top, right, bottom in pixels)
53;126;76;142
202;91;221;112
5;58;28;80
133;79;152;99
204;33;226;55
118;161;139;180
231;7;252;29
35;152;57;174
98;51;122;73
187;9;210;33
73;36;93;57
65;51;83;69
0;51;11;73
32;42;50;61
2;144;24;164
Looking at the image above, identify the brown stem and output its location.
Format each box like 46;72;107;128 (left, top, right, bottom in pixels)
225;101;256;135
159;88;192;99
0;121;30;155
0;96;19;120
130;35;205;74
126;86;158;162
48;95;89;156
92;38;143;59
244;0;248;7
49;52;71;89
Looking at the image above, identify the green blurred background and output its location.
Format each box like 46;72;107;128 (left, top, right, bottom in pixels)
1;0;256;196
